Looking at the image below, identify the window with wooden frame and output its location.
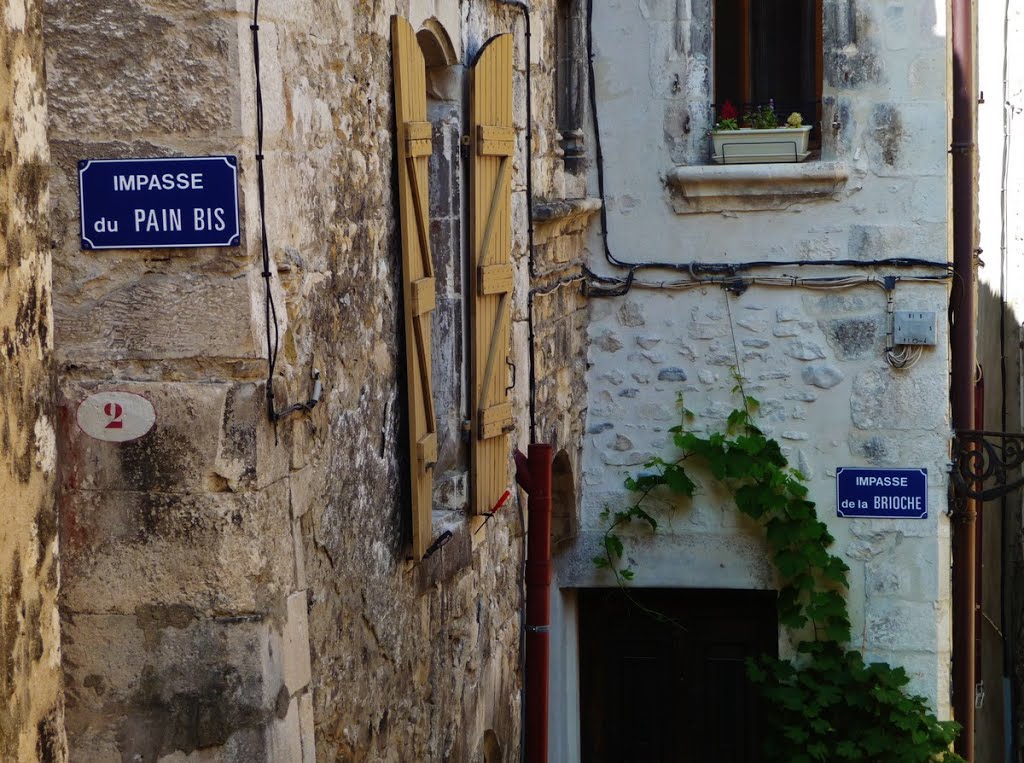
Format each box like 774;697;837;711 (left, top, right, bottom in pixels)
713;0;823;143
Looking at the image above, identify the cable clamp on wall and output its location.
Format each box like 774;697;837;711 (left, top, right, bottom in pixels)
273;368;324;421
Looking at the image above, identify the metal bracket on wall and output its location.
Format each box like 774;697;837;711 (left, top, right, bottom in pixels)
951;429;1024;501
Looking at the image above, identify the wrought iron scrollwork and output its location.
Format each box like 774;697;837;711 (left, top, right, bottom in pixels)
952;430;1024;501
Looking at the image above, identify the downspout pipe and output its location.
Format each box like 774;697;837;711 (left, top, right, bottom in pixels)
515;444;553;763
951;0;978;756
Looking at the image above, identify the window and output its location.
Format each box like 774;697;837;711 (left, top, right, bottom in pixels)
713;0;823;137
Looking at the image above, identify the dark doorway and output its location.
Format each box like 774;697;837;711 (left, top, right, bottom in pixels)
579;588;777;762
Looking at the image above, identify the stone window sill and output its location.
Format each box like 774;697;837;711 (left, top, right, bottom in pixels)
666;161;851;214
532;197;603;271
533;197;602;227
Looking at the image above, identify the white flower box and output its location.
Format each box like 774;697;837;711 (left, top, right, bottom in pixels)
710;125;813;164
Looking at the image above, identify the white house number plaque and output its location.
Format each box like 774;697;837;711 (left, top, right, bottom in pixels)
77;391;156;443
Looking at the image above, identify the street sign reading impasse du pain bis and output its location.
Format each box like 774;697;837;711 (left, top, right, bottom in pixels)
78;156;240;250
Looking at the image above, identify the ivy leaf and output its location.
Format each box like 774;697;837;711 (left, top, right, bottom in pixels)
835;740;860;759
632;506;659;532
823;556;851;586
823;620;852;643
603;533;624;560
624;472;664;492
774;549;808;578
663;465;696;497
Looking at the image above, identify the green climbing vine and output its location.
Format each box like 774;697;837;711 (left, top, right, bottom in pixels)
595;380;965;763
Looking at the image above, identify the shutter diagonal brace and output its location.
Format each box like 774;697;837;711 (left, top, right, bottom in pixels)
478;292;510;418
477;156;510;265
406;150;435;279
406;145;438;438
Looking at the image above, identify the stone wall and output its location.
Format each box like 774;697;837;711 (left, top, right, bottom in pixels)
0;0;66;759
550;0;955;743
44;0;589;760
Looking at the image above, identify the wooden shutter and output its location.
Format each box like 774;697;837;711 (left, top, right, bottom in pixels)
392;15;436;559
469;34;515;516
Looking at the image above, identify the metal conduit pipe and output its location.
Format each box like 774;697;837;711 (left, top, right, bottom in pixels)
515;444;553;763
951;0;978;755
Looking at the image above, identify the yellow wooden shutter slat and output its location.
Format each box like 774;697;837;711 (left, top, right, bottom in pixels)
479;402;514;440
405;121;433;156
392;15;436;558
411;277;436;315
478;264;513;296
469;34;515;515
477;125;516;156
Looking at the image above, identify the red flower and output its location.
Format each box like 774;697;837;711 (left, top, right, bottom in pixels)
720;100;738;121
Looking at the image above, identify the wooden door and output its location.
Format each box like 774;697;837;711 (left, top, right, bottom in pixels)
579;588;777;762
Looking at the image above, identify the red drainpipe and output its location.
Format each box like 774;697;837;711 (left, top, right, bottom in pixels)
515;444;553;763
951;0;977;754
974;371;984;707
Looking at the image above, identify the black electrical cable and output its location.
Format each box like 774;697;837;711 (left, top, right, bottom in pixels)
251;2;319;429
251;1;279;424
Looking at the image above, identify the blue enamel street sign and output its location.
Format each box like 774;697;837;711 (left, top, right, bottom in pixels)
78;156;240;250
836;467;928;519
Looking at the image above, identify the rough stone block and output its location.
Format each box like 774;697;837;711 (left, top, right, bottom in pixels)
281;591;312;696
866;556;931;601
593;330;623;353
618;301;645;327
868;102;948;177
783;339;826;361
44;2;238;137
54;269;261;362
848;433;901;465
850;368;947;430
61;381;237;493
657;367;687;382
847;223;947;264
60;481;293;615
63;612;277;761
268;698;302;762
60;380;289;494
298;692;315;763
864;599;945;652
822;316;884;359
801;363;844;389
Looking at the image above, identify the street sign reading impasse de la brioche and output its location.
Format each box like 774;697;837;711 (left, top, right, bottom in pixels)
836;467;928;519
78;156;240;250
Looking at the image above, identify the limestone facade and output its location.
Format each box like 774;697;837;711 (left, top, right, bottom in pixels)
0;0;65;759
41;0;587;760
550;0;956;756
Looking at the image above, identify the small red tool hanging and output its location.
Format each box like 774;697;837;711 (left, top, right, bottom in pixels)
474;489;512;535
